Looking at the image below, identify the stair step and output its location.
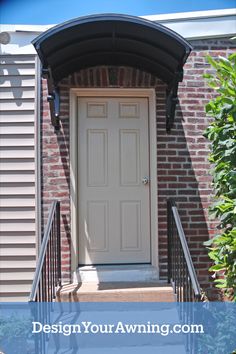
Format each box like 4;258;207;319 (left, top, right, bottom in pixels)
57;282;174;302
76;264;159;283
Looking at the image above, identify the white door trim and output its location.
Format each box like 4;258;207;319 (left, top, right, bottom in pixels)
70;88;158;279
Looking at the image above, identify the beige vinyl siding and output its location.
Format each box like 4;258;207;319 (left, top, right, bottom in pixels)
0;55;37;301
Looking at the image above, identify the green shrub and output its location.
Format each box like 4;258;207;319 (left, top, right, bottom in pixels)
203;53;236;301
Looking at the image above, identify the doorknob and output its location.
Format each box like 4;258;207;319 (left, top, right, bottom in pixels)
142;177;149;185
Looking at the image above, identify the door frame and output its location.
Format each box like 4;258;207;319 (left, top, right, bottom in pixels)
70;88;158;279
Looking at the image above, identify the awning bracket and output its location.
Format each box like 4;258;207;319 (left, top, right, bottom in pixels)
166;69;183;133
42;68;60;130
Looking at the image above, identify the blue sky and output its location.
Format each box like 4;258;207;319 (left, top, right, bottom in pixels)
1;0;235;24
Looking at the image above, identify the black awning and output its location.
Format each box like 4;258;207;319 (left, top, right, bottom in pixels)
33;14;192;131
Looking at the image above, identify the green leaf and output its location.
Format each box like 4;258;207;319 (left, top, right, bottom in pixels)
209;264;226;271
206;55;218;69
215;279;227;284
203;73;213;79
215;283;227;289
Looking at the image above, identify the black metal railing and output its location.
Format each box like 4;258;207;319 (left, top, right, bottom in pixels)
29;200;61;302
167;199;201;302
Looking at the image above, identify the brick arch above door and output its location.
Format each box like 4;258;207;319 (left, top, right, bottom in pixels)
59;66;163;89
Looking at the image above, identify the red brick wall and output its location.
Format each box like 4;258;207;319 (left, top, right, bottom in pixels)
41;38;235;299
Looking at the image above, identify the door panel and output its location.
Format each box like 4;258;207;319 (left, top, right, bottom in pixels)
86;201;109;252
120;201;141;251
120;130;140;186
87;129;108;186
78;97;150;264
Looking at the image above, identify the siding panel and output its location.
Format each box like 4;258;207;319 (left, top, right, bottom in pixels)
0;54;37;301
0;184;35;195
0;197;35;207
0;111;35;123
0;271;35;281
0;124;34;134
2;66;36;76
0;245;36;256
0;148;34;159
0;258;36;269
0;283;33;293
0;235;36;244
0;100;35;110
0;160;35;170
0;76;35;87
0;173;35;183
0;137;35;146
0;209;35;219
0;222;35;232
0;87;35;100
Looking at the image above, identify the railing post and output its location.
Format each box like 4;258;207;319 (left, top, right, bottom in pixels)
57;201;62;287
167;199;172;284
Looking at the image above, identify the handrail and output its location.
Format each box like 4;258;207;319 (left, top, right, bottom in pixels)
172;205;201;297
167;199;201;301
29;200;61;302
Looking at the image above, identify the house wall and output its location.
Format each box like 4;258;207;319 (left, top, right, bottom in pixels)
0;54;37;301
41;38;235;299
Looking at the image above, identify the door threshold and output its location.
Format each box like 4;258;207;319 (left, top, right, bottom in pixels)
74;264;160;283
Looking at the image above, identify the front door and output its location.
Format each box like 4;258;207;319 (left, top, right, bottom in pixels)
78;96;150;264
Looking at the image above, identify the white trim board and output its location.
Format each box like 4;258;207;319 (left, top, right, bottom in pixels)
155;15;236;40
69;88;158;280
1;9;235;55
143;8;236;21
144;8;236;40
35;56;42;256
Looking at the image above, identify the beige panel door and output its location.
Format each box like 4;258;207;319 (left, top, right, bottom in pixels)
78;97;150;264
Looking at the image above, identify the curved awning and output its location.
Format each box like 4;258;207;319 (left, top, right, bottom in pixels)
33;14;192;131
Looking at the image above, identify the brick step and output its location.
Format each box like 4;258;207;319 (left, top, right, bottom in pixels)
56;282;175;302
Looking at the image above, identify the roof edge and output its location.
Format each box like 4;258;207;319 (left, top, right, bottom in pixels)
31;13;191;52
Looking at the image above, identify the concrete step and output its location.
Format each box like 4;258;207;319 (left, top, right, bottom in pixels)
57;282;174;302
75;264;159;283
